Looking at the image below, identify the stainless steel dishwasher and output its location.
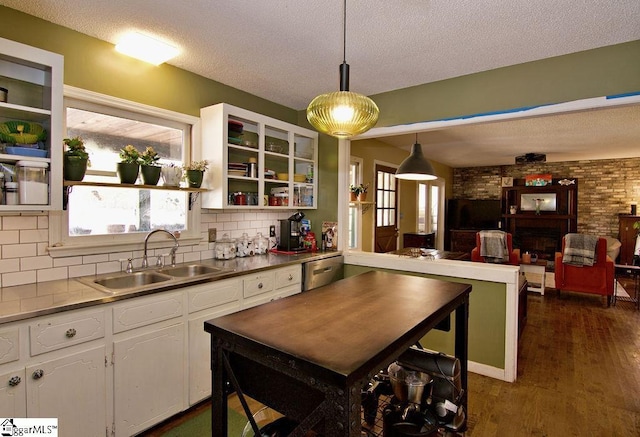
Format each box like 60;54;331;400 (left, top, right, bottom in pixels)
302;255;344;291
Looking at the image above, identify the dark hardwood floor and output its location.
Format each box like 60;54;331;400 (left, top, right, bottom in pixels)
142;282;640;436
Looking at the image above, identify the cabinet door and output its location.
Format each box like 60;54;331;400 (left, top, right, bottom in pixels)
26;346;106;437
113;323;185;437
188;304;239;405
0;368;26;417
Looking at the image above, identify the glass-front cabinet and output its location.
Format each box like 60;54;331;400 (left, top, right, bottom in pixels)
0;37;63;210
200;103;317;209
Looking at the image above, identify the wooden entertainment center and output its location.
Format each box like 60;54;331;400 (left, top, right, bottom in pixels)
502;178;577;260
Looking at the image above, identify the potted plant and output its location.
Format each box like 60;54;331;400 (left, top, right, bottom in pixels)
117;144;141;184
349;184;361;201
357;183;369;201
183;160;208;188
63;136;90;181
139;146;161;185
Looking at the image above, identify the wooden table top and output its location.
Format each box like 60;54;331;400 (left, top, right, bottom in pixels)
206;271;471;385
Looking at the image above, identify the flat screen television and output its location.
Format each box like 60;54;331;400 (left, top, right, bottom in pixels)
447;199;501;230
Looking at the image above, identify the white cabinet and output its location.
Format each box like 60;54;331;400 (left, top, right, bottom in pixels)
0;37;63;210
0;367;26;417
26;346;106;437
0;309;107;437
0;263;304;435
111;292;185;437
242;265;302;308
186;278;241;405
200;103;317;209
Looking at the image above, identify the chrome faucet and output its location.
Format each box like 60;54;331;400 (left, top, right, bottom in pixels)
142;229;179;268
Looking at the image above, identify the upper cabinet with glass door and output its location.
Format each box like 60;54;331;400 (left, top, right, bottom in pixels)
0;37;63;210
200;103;317;209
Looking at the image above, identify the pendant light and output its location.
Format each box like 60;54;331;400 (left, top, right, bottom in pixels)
306;0;379;139
395;134;437;180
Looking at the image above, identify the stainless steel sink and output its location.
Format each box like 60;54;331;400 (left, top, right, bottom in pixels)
87;271;173;293
157;264;226;278
79;263;232;295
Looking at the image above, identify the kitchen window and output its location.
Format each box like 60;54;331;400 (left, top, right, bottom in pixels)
49;87;201;256
418;180;445;249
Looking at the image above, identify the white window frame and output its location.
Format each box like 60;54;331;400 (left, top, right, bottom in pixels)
348;157;364;250
418;179;445;250
48;86;202;257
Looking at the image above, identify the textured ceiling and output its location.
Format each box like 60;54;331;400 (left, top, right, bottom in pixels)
2;0;639;167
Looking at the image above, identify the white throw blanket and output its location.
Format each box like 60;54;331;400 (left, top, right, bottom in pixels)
479;230;508;263
562;233;599;267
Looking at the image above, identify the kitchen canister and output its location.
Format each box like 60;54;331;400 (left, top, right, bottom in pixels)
214;233;237;260
236;232;254;257
252;232;270;255
4;181;19;205
16;160;48;204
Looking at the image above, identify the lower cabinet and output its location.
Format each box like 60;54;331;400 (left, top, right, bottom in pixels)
27;346;107;437
0;264;303;436
0;345;107;437
113;323;185;437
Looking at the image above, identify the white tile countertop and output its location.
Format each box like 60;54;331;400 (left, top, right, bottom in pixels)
0;251;341;325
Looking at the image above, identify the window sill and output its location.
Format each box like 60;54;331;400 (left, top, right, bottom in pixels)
47;236;204;258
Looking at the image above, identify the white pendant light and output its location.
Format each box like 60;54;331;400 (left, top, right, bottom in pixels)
395;134;437;180
306;0;379;139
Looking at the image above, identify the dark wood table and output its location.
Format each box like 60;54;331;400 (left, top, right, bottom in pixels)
205;271;472;436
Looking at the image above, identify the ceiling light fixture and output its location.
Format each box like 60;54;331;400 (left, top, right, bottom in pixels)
306;0;379;139
115;32;179;65
395;134;437;180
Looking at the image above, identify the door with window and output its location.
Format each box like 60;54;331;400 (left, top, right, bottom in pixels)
374;164;398;253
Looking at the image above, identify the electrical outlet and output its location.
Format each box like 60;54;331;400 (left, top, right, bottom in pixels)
269;225;276;237
208;228;217;242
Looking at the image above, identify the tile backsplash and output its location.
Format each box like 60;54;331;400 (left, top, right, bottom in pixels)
0;209;295;288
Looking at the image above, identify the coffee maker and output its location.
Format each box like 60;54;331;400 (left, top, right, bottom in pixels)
278;212;306;252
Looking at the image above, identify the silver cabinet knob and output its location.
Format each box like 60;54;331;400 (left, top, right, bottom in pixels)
66;328;77;338
8;376;21;386
288;274;293;281
258;282;263;289
32;369;44;380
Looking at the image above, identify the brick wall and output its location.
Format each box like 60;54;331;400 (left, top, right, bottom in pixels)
452;157;640;238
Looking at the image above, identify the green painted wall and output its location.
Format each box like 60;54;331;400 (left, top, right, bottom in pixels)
370;40;640;128
344;264;507;369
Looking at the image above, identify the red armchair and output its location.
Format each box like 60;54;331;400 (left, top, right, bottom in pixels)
471;231;520;265
554;236;614;305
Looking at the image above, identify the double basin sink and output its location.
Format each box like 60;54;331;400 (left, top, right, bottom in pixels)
80;264;232;295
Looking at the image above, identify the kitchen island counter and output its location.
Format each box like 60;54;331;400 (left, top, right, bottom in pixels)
0;251;341;325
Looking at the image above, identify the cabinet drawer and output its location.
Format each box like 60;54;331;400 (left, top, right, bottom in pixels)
274;266;301;290
187;278;241;314
243;272;275;298
113;292;183;334
0;328;20;364
29;310;105;356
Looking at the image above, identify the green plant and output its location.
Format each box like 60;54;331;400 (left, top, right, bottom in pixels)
119;144;141;163
349;183;369;195
183;159;208;172
139;146;160;166
63;137;89;160
633;221;640;234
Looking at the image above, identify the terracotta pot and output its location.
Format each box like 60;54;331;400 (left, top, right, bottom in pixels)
358;192;367;201
350;192;357;201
